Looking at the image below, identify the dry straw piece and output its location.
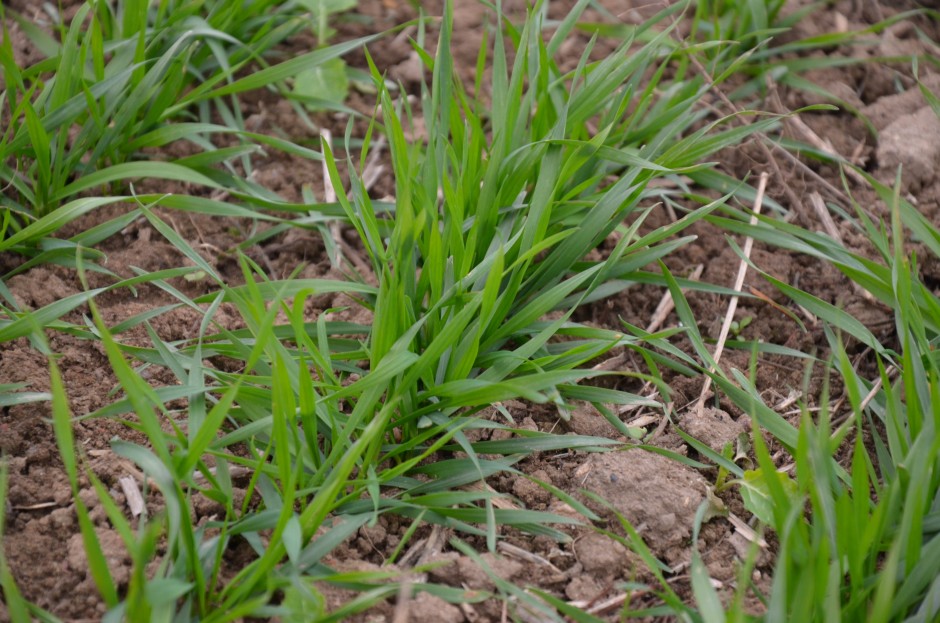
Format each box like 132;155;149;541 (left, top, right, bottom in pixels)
696;171;769;412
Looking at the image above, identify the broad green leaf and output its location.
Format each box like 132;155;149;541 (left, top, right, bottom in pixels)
737;468;799;525
293;58;350;108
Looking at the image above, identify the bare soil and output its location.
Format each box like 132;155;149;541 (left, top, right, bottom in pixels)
2;0;940;621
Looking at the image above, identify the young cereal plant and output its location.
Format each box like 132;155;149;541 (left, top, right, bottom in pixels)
689;171;940;621
0;0;370;251
320;0;791;449
0;1;836;620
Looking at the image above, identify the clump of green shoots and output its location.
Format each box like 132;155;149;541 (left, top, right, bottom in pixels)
9;0;931;620
0;0;369;247
14;0;787;617
642;170;940;621
322;0;786;449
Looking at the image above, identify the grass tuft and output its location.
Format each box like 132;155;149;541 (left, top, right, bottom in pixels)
1;0;939;620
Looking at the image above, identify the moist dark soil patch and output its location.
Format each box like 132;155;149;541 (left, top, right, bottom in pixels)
2;1;939;621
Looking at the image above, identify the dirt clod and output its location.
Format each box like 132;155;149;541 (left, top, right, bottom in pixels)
573;532;631;577
425;550;525;592
876;106;940;192
67;528;130;586
512;471;554;508
576;450;707;562
566;403;624;438
680;407;746;454
406;591;464;623
565;573;605;602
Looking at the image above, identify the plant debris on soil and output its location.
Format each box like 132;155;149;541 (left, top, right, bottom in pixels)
2;0;940;621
